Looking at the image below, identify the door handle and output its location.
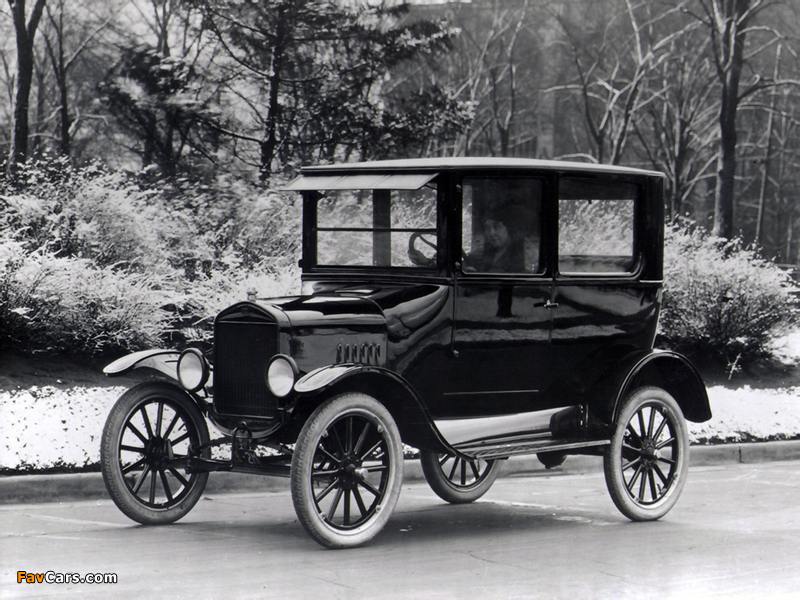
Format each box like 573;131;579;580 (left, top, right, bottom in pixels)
534;300;559;309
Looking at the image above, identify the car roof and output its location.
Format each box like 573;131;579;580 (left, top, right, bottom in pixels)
297;157;665;179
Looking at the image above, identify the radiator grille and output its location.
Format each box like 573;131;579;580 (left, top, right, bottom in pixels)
213;317;279;418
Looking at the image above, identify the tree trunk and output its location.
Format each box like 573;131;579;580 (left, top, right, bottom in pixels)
260;4;289;181
6;0;48;175
57;65;70;157
713;121;736;239
714;65;739;240
755;44;781;245
55;6;70;157
711;0;749;240
8;46;35;171
47;4;71;157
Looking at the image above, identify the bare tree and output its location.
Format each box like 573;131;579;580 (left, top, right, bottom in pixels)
1;22;15;147
40;0;111;157
688;0;780;239
5;0;47;174
634;18;718;221
754;42;781;244
746;41;800;260
195;0;460;177
551;0;674;165
444;0;542;158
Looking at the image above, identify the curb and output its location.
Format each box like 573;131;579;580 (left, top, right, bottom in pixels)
2;440;800;506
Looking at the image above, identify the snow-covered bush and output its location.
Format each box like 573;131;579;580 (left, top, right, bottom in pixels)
176;260;300;347
1;159;301;356
7;159;796;366
0;238;173;354
150;173;301;273
659;222;799;370
1;159;179;273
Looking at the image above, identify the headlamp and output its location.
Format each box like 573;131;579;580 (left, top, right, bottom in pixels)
177;348;209;393
267;355;298;398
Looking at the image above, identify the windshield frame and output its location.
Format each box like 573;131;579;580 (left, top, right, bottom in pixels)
300;176;443;272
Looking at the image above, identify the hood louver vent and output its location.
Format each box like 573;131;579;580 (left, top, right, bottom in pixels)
336;343;381;365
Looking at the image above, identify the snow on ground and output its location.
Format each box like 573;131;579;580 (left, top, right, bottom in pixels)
1;383;798;472
0;386;126;471
693;385;800;444
692;329;800;443
770;327;800;367
1;330;799;471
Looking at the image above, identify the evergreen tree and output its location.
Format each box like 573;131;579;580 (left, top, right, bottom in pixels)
194;0;468;177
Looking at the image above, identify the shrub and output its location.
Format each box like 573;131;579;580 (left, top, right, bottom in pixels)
1;159;302;357
0;237;174;355
149;174;301;273
175;258;301;349
1;159;178;273
659;222;799;372
1;159;301;277
10;158;794;369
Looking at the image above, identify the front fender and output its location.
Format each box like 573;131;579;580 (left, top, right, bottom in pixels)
294;364;365;394
103;349;181;381
293;364;453;454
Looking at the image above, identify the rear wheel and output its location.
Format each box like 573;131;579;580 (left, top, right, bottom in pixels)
291;393;403;549
420;451;502;504
604;386;689;521
101;382;209;525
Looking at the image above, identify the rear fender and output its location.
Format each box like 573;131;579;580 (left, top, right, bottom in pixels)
103;349;181;381
613;350;711;424
294;365;452;454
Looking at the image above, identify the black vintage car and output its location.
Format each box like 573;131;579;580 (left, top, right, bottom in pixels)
100;158;711;548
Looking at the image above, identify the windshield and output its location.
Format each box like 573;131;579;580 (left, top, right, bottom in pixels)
315;185;438;268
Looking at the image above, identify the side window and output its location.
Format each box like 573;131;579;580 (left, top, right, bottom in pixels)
316;186;437;267
461;178;543;274
558;178;637;274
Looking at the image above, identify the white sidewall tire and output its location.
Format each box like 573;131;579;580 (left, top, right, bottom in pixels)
604;386;690;521
291;393;404;549
101;382;209;525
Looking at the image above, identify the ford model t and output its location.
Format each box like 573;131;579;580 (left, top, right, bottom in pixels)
100;158;710;548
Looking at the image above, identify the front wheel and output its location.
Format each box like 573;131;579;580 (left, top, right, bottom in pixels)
604;386;689;521
291;393;404;549
420;451;502;504
100;382;210;525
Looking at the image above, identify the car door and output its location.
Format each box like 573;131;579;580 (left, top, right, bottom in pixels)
547;176;660;393
442;175;556;419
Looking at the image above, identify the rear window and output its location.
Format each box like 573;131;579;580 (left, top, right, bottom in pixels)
558;178;638;274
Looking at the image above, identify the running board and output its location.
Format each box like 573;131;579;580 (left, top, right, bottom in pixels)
455;437;610;461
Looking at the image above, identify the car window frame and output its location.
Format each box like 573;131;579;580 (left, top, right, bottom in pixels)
301;179;444;273
554;175;646;281
455;172;553;281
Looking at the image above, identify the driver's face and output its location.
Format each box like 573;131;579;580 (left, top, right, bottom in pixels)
485;219;510;249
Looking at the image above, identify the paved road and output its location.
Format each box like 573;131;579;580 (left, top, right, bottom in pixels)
2;461;799;599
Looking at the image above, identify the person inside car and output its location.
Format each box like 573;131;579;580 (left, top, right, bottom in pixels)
408;202;539;272
475;205;527;272
462;204;530;273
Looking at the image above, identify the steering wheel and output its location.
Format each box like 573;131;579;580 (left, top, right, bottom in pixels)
408;232;437;266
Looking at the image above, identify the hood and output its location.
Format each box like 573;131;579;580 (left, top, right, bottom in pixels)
273;283;450;340
240;283;451;372
265;294;386;328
